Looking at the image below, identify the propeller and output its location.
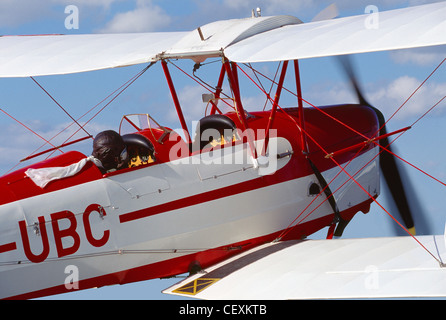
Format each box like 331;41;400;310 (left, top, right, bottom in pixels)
336;55;428;236
311;3;339;22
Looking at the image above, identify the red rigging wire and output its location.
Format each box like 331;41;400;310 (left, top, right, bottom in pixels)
277;94;446;245
0;108;61;152
237;61;445;263
381;57;446;132
30;76;91;138
277;128;412;241
167;60;235;112
1;64;153;173
0;108;69;175
272;104;442;263
165;61;444;208
276;142;369;241
44;63;153;160
235;64;368;239
304;124;442;264
242;58;446;137
411;94;446;128
244;59;445;169
239;60;446;188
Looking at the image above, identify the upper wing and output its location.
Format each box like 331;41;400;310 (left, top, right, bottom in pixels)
162;15;302;61
0;15;302;77
0;2;445;77
0;32;186;77
225;1;446;63
163;235;446;299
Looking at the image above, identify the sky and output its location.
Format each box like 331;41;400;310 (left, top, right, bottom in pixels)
0;0;445;300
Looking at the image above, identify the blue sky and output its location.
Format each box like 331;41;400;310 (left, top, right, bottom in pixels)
0;0;445;299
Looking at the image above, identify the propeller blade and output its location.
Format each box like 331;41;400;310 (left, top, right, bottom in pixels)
337;55;370;106
312;4;339;22
337;55;421;235
375;117;416;235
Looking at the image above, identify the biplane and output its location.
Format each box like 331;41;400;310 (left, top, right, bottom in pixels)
0;2;445;300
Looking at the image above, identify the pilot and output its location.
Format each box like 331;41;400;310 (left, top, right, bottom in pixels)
92;130;129;173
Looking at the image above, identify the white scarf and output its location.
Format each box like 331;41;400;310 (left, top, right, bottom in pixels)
25;156;95;188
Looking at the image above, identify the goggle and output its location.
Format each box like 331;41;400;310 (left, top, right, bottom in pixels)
94;147;128;171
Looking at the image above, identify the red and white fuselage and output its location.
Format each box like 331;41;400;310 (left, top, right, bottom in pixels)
0;105;380;299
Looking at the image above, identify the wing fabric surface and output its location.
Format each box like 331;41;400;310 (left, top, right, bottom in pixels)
163;236;446;299
0;15;301;77
0;32;187;77
225;1;446;62
0;2;445;77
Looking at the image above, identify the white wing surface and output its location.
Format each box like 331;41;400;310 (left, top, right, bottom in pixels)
0;15;301;77
0;2;445;77
225;1;446;63
0;32;186;77
162;15;302;61
163;236;446;299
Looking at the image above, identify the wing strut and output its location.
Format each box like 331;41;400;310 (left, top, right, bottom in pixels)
262;60;288;156
293;60;308;155
208;64;227;115
223;58;257;161
161;60;191;144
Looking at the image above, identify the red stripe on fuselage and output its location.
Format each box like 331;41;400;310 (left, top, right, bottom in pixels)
119;170;296;224
6;213;333;300
0;242;17;254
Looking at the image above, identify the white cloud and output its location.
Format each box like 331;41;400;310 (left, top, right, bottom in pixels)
98;0;171;33
221;0;312;15
0;119;109;175
368;75;446;121
390;45;446;66
302;74;446;124
304;80;358;107
55;0;120;7
167;85;207;125
0;0;122;28
216;0;440;21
